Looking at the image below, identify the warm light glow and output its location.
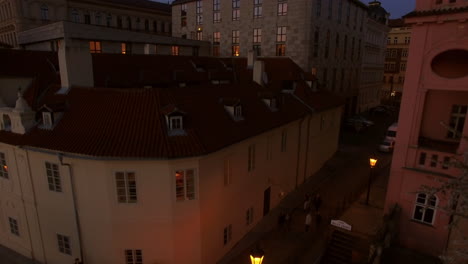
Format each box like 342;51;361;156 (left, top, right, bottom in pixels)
369;158;378;168
250;255;264;264
3;165;7;171
391;91;396;97
197;27;202;31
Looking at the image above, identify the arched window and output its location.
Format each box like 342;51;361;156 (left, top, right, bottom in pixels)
40;4;49;21
413;193;437;224
71;9;80;23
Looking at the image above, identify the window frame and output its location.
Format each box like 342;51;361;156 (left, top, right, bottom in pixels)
115;171;138;203
57;234;71;255
253;0;262;18
46;162;62;192
277;2;287;16
125;249;143;264
40;4;49;21
175;169;196;201
412;193;437;225
447;105;467;139
89;41;102;53
223;224;232;245
0;152;9;179
8;217;19;236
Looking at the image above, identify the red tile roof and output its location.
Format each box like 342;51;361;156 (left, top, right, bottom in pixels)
0;51;344;158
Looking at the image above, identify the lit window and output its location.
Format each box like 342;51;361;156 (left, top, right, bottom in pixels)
121;43;131;55
8;217;19;236
175;169;196;201
248;144;255;171
223;224;232;245
125;249;143;264
277;2;287;16
0;152;9;179
89;41;102;53
57;234;71;255
447;105;467;139
213;32;221;44
40;5;49;21
232;45;240;56
172;46;179;56
413;193;437;225
115;172;137;203
197;29;203;40
276;44;286;56
46;162;61;192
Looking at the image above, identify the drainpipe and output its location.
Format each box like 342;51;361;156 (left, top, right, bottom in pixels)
295;117;305;188
58;154;84;264
23;150;48;263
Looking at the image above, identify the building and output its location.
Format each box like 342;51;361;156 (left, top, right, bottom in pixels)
358;1;389;113
384;0;468;257
0;0;172;48
382;19;411;102
0;47;344;264
171;0;388;116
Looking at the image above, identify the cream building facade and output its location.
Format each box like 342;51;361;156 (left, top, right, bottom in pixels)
0;46;343;264
171;0;383;115
0;0;172;48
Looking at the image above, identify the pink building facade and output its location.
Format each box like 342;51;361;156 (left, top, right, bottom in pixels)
384;0;468;257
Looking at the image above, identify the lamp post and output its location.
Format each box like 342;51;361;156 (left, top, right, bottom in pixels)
250;246;264;264
366;158;378;205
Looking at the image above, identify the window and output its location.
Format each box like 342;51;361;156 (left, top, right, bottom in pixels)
42;112;52;128
172;46;179;56
232;0;240;8
246;207;254;225
126;17;132;29
224;158;231;186
213;0;221;22
95;13;102;25
144;19;149;31
232;9;240;20
197;29;203;40
196;0;203;24
430;154;438;167
254;0;262;18
40;5;49;21
181;3;187;16
253;28;262;44
89;41;102;53
0;152;8;179
71;9;79;23
46;162;61;192
125;249;143;264
169;116;183;130
400;62;406;71
115;172;137;203
316;0;321;17
327;0;332;19
248;144;255;172
351;37;355;61
266;136;273;160
393;37;398;44
277;2;287;16
402;48;408;57
57;234;71;255
281;130;287;152
234;105;242;118
106;14;112;27
387;37;391;44
213;0;220;11
413;193;437;224
175;169;195;201
213;12;221;23
419;152;426;166
8;217;19;236
223;224;232;245
121;43;131;55
84;13;91;24
276;44;286;56
253;45;261;56
404;36;411;44
357;39;361;59
442;156;450;170
232;45;240;56
232;30;240;44
313;27;319;57
276;26;286;42
447;105;467;139
324;30;330;58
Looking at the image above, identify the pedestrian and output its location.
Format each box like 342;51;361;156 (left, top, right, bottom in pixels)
313;193;322;211
305;211;312;232
315;211;322;228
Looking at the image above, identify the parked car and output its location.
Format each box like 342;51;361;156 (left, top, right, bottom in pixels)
346;115;374;127
379;139;395;152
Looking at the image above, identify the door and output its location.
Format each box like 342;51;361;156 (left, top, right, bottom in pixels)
263;187;271;216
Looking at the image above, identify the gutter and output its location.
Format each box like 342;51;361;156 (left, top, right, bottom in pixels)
58;154;84;264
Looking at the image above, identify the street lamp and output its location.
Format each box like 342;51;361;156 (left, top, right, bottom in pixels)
250;246;264;264
366;158;378;205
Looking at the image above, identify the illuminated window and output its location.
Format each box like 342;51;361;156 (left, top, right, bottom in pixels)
46;162;61;192
115;172;137;203
223;224;232;245
413;193;437;225
121;43;131;55
248;144;255;171
172;46;179;56
0;152;8;179
8;217;19;236
57;234;71;255
447;105;467;139
277;2;287;16
89;41;102;53
213;31;221;44
125;249;143;264
254;0;262;18
175;169;196;201
213;46;220;56
276;44;286;56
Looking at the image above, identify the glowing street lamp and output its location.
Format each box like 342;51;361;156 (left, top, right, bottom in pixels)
250;247;264;264
366;157;378;205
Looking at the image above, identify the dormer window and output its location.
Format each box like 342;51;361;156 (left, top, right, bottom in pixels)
1;114;11;131
263;98;278;112
223;98;244;121
234;105;242;118
163;106;187;136
170;116;183;130
42;112;53;128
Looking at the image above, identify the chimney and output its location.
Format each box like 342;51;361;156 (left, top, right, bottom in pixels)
253;60;264;86
58;38;94;94
247;50;256;69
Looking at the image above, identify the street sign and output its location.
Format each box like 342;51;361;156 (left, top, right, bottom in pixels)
330;219;352;231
